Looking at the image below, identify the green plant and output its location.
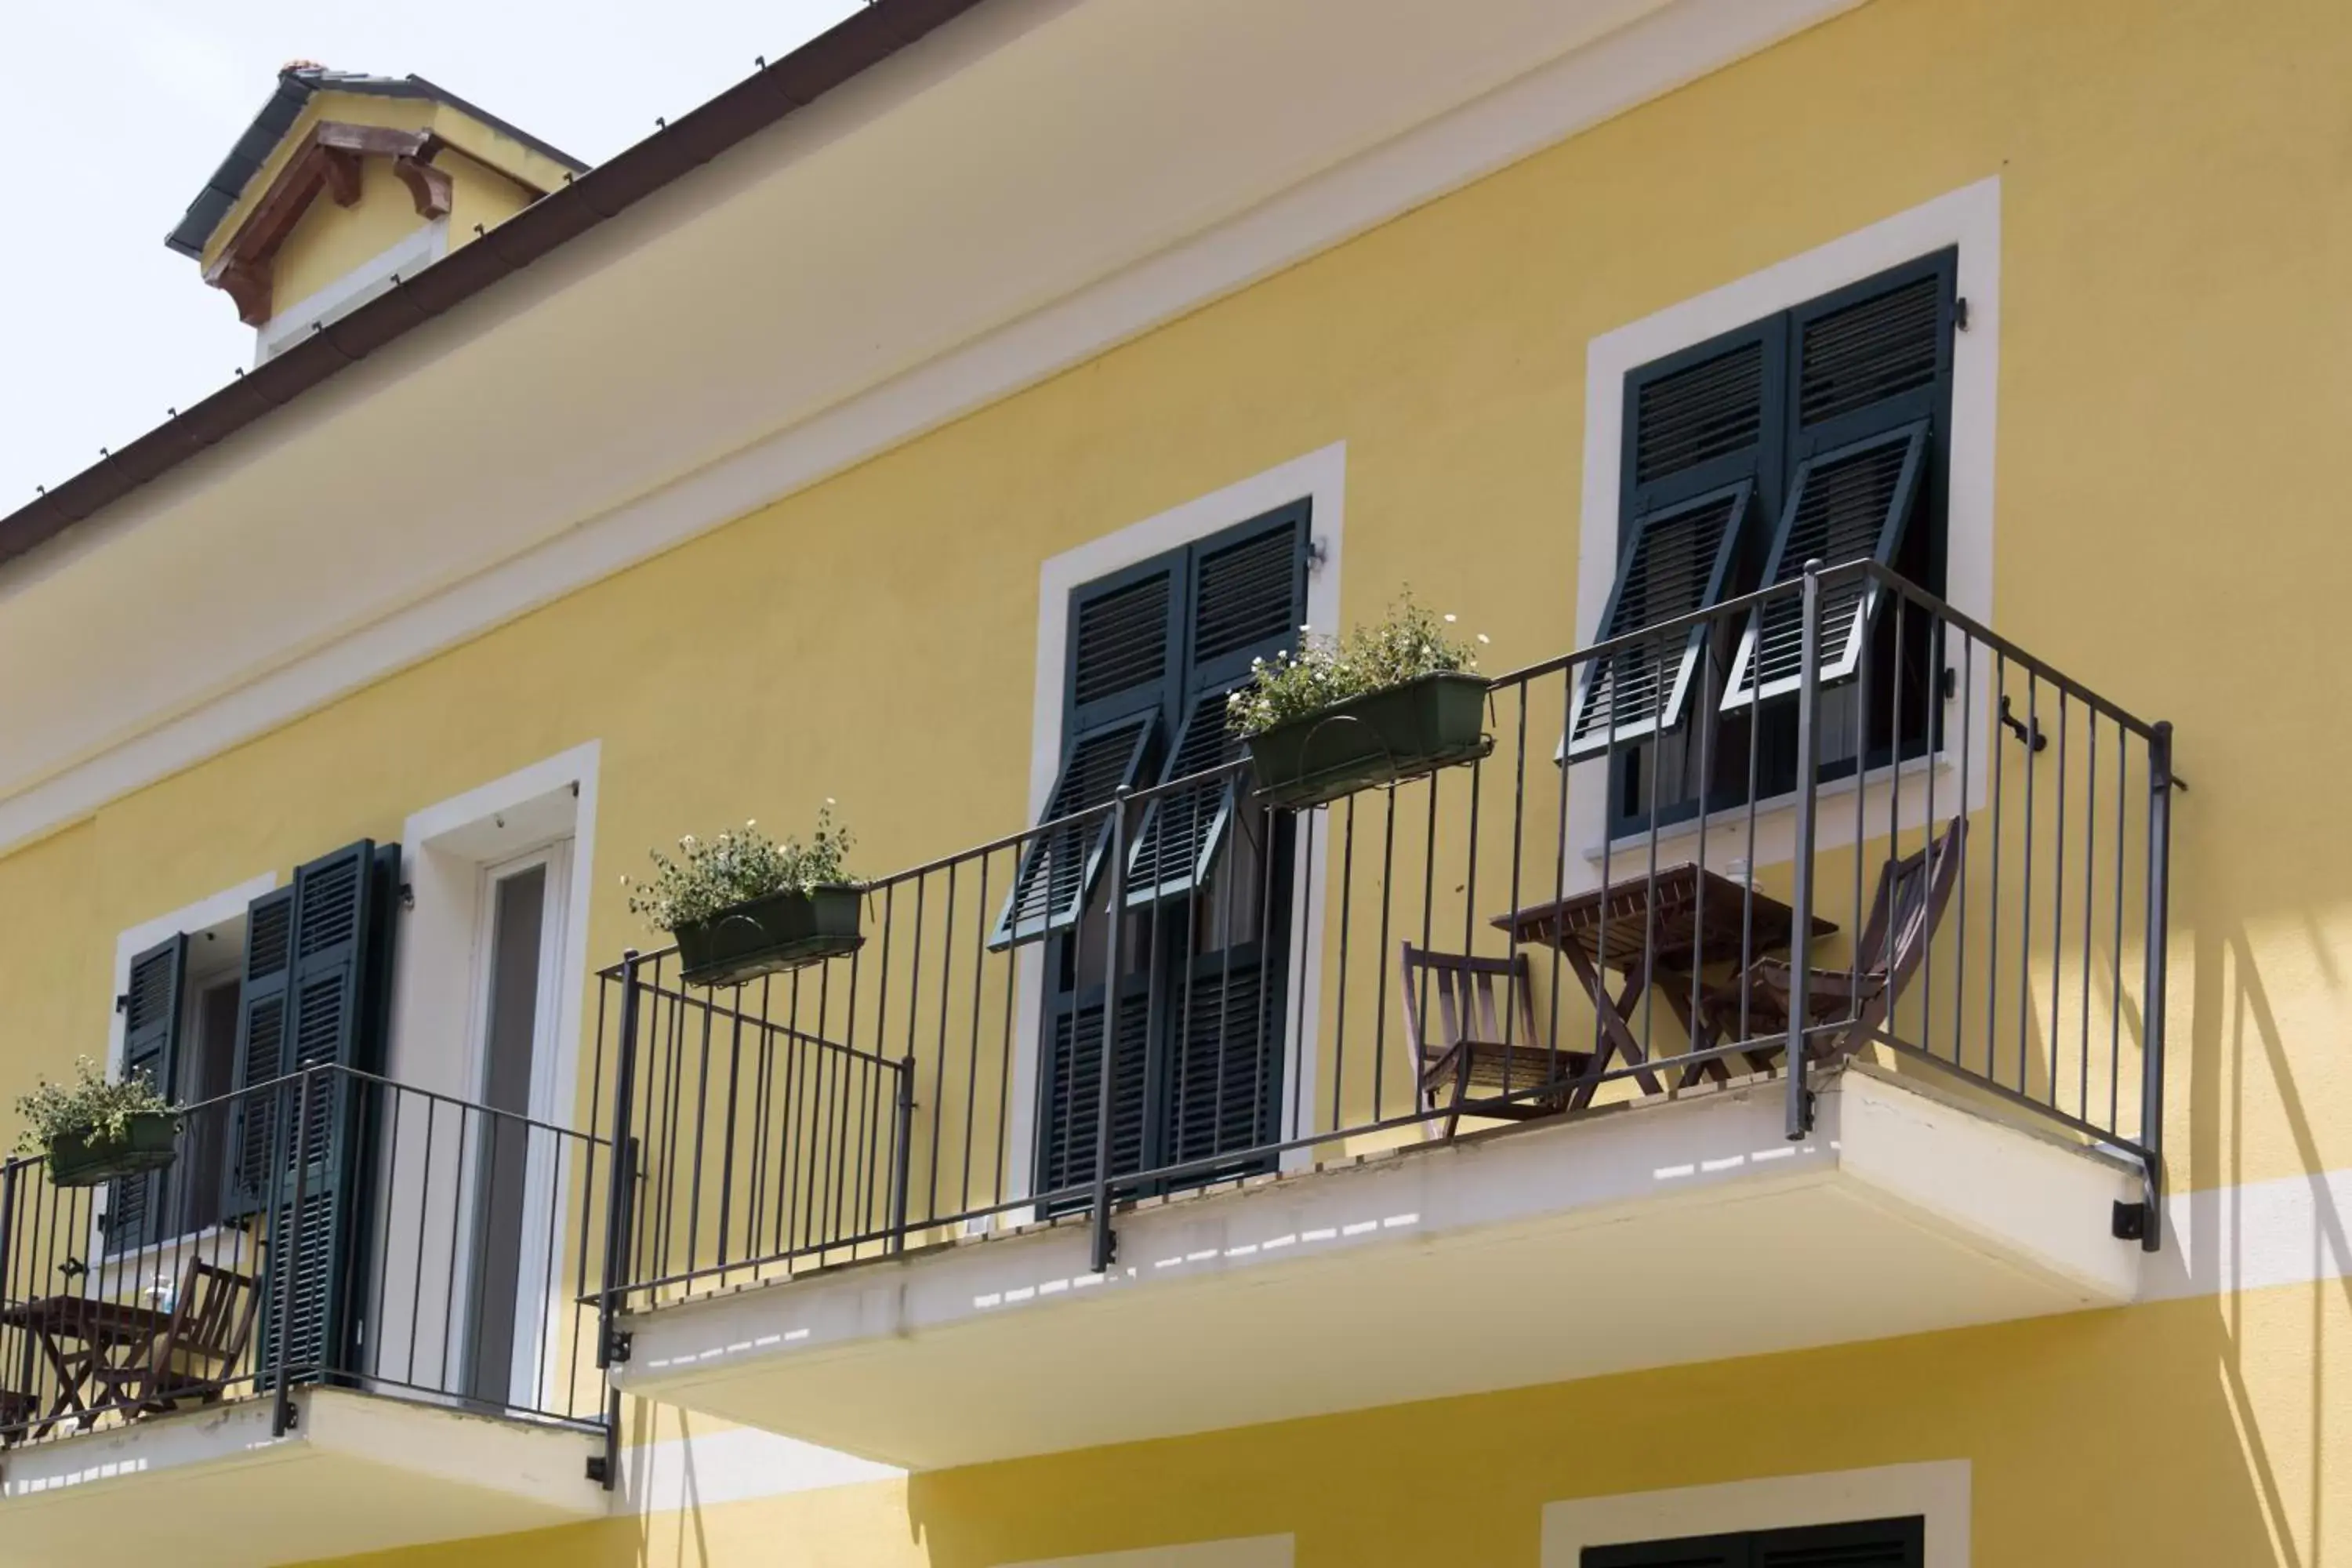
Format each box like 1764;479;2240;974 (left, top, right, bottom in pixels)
625;802;858;933
1225;591;1487;739
12;1056;178;1155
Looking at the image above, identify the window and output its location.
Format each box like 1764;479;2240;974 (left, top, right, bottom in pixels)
1583;1515;1925;1566
1009;503;1311;1202
1582;251;1957;836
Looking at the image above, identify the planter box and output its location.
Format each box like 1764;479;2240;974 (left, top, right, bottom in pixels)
1244;670;1492;810
45;1112;181;1189
675;884;866;989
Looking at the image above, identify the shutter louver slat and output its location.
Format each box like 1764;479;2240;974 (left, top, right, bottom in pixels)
1126;688;1243;905
1798;274;1941;427
994;715;1156;947
1635;340;1766;485
1036;992;1150;1202
223;888;296;1223
1167;959;1271;1174
1755;1515;1925;1566
1072;574;1173;708
107;936;184;1252
1566;483;1753;758
1191;524;1298;665
1722;424;1929;710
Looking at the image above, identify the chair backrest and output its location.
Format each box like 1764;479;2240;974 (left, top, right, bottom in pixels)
1844;817;1967;1042
155;1257;259;1384
1397;943;1540;1067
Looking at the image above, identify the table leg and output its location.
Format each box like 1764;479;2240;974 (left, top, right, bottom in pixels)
1560;945;1667;1109
1650;967;1728;1090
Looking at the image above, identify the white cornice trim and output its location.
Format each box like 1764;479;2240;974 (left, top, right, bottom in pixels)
0;0;1857;856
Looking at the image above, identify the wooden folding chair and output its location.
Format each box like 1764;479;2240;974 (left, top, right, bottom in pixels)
90;1256;260;1419
1705;817;1967;1066
1399;942;1592;1138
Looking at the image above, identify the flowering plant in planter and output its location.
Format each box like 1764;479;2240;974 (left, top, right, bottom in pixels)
625;804;865;987
13;1055;183;1188
1226;593;1491;809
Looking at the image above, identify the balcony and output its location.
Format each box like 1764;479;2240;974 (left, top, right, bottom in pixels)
590;563;2176;1468
0;1067;614;1566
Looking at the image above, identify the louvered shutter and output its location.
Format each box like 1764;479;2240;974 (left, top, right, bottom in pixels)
1752;1516;1923;1566
1582;1533;1745;1567
222;886;296;1222
1584;1516;1923;1567
995;561;1182;948
105;935;187;1254
1163;953;1279;1176
1573;330;1783;764
1723;258;1953;711
1722;423;1929;708
1567;481;1755;757
252;840;397;1385
1035;990;1151;1201
1128;506;1307;904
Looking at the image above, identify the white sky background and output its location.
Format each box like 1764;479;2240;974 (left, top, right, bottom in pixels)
0;0;862;507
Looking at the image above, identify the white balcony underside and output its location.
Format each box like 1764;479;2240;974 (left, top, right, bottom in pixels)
0;1387;604;1566
617;1064;2142;1471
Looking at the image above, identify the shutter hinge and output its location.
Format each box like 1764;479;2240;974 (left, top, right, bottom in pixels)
398;882;416;911
604;1328;633;1365
114;993;128;1015
1955;296;1970;332
2111;1200;2147;1241
586;1454;612;1484
1305;535;1330;574
1938;666;1958;700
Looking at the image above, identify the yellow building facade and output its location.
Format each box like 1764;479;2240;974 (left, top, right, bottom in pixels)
0;0;2343;1563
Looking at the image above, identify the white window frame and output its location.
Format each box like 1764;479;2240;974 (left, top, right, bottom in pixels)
1540;1460;1969;1566
1567;176;2002;887
1003;445;1347;1213
375;740;601;1413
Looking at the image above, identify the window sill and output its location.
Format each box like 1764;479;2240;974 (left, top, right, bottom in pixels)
1582;750;1958;867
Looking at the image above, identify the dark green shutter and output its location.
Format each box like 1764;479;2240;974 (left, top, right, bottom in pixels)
1027;503;1308;1203
1723;423;1929;708
1753;1515;1923;1565
1584;1516;1923;1566
1127;506;1307;904
1567;480;1756;758
1723;256;1955;713
1036;990;1151;1199
222;885;296;1222
249;840;397;1384
106;935;187;1254
995;557;1183;949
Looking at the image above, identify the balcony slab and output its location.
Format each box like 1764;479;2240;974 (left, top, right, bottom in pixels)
0;1386;604;1566
615;1063;2141;1469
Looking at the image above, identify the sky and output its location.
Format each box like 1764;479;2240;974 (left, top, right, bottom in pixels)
0;0;862;510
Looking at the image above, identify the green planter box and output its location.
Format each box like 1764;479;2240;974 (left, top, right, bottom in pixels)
45;1112;181;1189
1244;670;1492;810
675;884;866;989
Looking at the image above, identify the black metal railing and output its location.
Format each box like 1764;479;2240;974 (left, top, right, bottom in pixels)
592;561;2174;1322
0;1064;614;1468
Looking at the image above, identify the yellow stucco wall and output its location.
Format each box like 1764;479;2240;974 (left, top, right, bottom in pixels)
9;0;2352;1559
308;1282;2348;1566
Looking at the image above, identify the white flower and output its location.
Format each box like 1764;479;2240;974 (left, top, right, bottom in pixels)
1477;633;1490;645
1443;613;1457;623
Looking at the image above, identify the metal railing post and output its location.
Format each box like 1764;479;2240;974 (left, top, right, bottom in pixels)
1785;561;1824;1142
2139;720;2175;1250
1091;789;1132;1273
597;953;643;1371
272;1068;315;1437
887;1058;916;1255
